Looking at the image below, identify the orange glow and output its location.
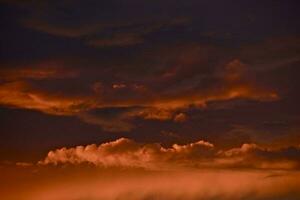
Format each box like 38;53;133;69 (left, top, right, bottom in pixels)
1;166;300;200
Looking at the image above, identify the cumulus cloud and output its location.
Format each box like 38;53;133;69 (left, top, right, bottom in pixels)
39;138;216;169
39;138;300;170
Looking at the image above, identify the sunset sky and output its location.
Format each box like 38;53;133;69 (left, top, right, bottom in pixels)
1;0;300;199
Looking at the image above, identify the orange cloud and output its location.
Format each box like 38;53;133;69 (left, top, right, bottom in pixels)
39;138;215;170
174;113;187;122
0;81;91;116
216;143;300;169
39;138;300;170
134;107;174;121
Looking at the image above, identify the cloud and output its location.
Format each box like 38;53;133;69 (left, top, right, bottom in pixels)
0;81;91;116
39;138;215;170
39;138;300;170
134;107;174;121
217;144;300;169
0;41;281;131
0;66;279;131
0;66;78;81
174;112;187;122
15;162;33;167
112;83;127;89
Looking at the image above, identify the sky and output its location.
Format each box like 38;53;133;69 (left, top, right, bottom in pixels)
0;0;300;199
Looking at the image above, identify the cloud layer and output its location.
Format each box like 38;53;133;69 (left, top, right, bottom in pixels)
2;165;300;200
